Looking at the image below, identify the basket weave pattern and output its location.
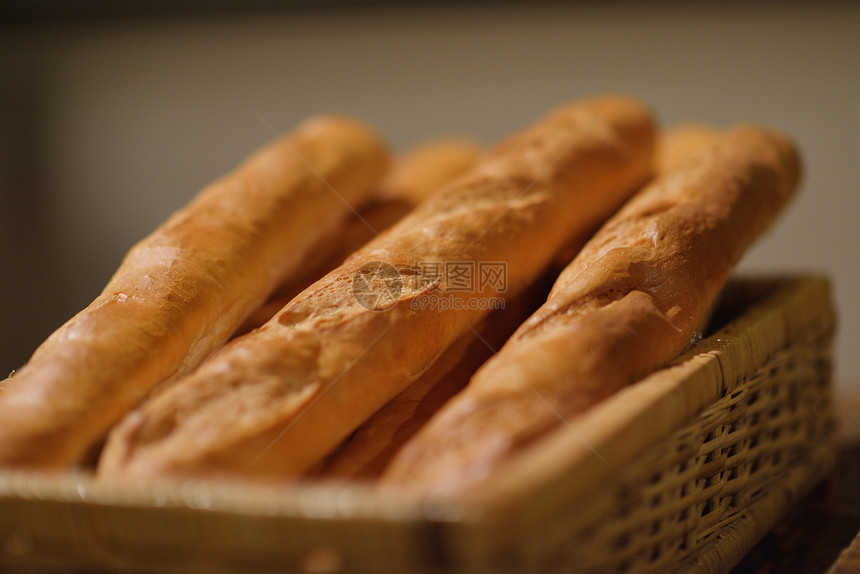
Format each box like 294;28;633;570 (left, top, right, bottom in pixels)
550;333;834;573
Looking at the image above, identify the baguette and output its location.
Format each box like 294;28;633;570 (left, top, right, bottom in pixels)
235;138;481;336
0;115;388;469
315;271;554;480
548;123;720;269
656;123;720;173
382;124;801;495
97;95;656;482
322;125;721;482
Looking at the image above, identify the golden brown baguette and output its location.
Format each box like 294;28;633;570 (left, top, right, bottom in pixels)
322;124;723;482
656;123;720;173
551;123;720;268
0;116;388;470
381;124;802;496
235;138;481;336
319;124;721;482
315;272;554;480
97;95;656;482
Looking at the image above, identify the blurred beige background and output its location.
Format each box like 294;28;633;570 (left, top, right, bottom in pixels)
1;2;858;389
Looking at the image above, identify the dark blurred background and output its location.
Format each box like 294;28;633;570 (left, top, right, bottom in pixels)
1;1;858;390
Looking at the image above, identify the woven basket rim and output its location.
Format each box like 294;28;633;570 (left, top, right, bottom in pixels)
464;274;834;516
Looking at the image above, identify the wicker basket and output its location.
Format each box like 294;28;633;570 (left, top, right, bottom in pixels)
0;275;836;573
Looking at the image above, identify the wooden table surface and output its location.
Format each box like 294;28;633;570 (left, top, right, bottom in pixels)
732;391;860;574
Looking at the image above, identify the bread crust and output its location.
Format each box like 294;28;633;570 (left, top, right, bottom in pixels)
656;123;720;173
0;115;388;469
381;125;802;496
234;138;481;336
98;95;656;482
315;127;717;481
315;271;554;480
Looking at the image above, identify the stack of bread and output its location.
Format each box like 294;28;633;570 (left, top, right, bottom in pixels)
0;95;801;497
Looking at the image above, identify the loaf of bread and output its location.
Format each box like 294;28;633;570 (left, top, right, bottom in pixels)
322;125;721;482
315;272;554;480
655;123;720;173
235;138;481;336
548;123;715;271
0;116;388;469
320;124;723;481
381;124;801;495
97;95;656;482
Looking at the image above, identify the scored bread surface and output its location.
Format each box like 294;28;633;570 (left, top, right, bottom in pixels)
382;124;801;496
0;115;388;469
98;95;656;482
235;138;481;335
